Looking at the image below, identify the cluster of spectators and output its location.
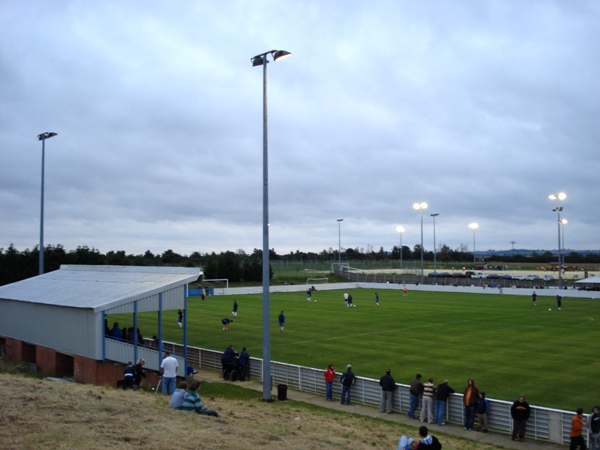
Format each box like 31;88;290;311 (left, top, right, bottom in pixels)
105;320;144;344
121;359;147;390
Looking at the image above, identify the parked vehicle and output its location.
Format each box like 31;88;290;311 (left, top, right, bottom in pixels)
543;275;555;281
525;275;540;281
486;273;500;279
512;274;525;280
471;272;488;279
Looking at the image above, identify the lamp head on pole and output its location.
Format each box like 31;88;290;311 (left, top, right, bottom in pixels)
549;193;566;201
469;222;479;230
396;225;405;233
251;50;291;67
431;213;439;218
413;202;427;211
37;132;57;141
337;218;343;223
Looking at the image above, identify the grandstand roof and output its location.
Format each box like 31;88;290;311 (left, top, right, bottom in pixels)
0;265;201;313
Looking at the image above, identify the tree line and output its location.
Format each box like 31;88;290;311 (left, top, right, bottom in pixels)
1;243;598;287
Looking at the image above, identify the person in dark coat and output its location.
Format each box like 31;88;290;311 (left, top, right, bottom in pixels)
379;369;396;413
435;379;455;425
511;394;531;442
340;364;356;405
408;373;424;419
238;347;250;381
122;361;136;390
134;358;146;388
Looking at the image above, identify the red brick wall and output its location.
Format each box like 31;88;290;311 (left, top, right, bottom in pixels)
5;337;22;361
36;346;57;374
3;336;168;389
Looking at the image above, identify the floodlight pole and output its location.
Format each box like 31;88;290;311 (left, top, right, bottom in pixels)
251;49;290;402
337;219;343;270
469;223;478;266
396;226;405;269
549;193;566;289
413;203;427;283
37;132;57;275
431;214;439;274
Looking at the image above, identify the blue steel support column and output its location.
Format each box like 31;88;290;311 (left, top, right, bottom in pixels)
184;285;188;379
102;311;106;361
158;293;163;368
133;300;138;364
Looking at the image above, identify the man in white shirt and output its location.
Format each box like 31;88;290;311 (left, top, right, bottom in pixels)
160;351;178;395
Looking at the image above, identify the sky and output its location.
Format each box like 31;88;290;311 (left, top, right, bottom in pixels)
1;0;599;257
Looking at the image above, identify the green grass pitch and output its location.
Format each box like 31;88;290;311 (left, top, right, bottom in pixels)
113;288;600;411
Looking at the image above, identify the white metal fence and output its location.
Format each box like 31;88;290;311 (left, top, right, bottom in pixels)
159;340;586;447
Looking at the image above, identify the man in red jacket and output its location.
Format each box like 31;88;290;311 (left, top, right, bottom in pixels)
324;364;335;401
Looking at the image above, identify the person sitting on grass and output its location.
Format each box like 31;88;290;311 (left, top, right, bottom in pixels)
170;381;188;410
182;380;220;417
415;426;442;450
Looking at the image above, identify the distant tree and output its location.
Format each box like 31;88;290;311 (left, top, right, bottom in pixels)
161;249;183;264
68;246;104;265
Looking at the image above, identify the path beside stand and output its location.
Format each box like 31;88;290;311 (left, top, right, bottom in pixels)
197;369;565;450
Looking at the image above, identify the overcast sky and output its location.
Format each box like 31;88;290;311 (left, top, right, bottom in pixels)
1;0;599;257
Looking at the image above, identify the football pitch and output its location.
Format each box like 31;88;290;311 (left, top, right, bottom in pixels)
118;288;600;411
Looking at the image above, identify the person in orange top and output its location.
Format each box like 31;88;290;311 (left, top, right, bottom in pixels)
570;407;588;450
463;378;480;431
324;364;336;402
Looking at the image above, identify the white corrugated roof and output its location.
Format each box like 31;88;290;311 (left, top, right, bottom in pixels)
0;265;201;312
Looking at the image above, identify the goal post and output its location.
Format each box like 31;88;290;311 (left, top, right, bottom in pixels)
306;277;328;285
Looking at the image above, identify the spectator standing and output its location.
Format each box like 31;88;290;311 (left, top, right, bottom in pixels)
463;378;480;431
170;381;188;409
570;408;588;450
177;309;183;328
532;291;537;305
420;378;435;424
200;289;205;305
134;358;146;388
435;379;455;425
182;380;220;417
375;292;380;306
238;347;250;381
340;364;356;405
160;352;179;395
278;310;285;333
589;405;600;450
511;394;531;442
476;391;489;433
232;300;238;317
324;364;336;402
408;373;424;419
379;369;396;413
